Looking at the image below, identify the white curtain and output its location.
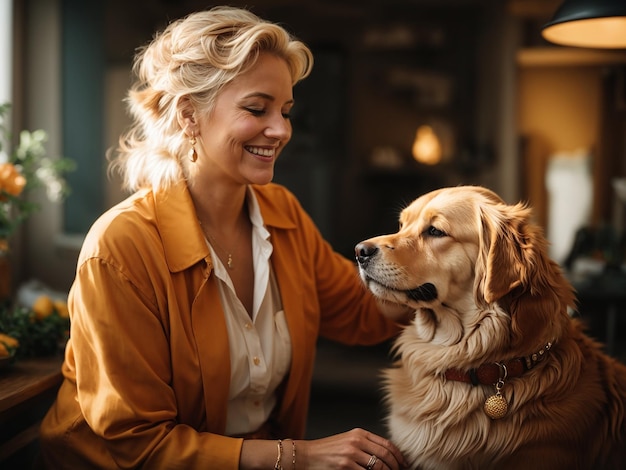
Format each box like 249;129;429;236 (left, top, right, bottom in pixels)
0;0;11;106
546;149;593;265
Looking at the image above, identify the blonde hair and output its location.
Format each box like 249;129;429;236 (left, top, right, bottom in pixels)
108;6;314;192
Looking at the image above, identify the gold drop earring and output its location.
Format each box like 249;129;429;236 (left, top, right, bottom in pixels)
189;133;198;162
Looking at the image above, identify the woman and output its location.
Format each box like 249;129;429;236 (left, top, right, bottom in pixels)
39;6;411;469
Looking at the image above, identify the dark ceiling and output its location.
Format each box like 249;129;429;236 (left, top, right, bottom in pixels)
104;0;559;63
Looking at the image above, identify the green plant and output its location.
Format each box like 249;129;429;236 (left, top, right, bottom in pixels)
0;102;76;239
0;102;75;358
0;301;69;358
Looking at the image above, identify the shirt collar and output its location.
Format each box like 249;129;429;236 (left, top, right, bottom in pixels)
247;186;270;241
154;182;209;273
155;182;297;273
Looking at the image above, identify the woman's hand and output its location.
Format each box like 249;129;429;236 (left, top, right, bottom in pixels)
375;299;415;325
297;428;409;469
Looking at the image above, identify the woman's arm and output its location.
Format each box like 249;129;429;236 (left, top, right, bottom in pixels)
240;429;408;470
68;254;242;468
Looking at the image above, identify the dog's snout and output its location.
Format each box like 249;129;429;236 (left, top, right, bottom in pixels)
355;242;378;265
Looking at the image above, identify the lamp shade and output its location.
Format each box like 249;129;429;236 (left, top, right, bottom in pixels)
542;0;626;49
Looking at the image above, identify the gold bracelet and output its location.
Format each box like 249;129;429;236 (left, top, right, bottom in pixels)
274;439;283;470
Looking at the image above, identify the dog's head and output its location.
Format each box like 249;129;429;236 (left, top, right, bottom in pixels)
356;185;575;354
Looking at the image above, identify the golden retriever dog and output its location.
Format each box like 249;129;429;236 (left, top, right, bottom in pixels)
355;186;626;470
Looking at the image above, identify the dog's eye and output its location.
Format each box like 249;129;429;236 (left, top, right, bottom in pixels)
426;226;446;237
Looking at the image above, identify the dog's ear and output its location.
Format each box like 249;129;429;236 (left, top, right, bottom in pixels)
476;202;530;304
476;201;574;352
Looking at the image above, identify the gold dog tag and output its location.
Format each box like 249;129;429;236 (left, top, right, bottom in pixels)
484;392;508;419
484;362;508;419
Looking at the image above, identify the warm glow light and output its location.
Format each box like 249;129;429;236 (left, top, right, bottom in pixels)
542;17;626;49
412;125;442;165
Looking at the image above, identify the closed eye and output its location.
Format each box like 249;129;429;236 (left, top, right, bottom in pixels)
245;107;266;117
245;107;292;120
244;108;266;117
425;226;447;237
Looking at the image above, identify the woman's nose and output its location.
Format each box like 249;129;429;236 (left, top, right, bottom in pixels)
264;113;291;141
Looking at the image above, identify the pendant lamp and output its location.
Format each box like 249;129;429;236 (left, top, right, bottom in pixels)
542;0;626;49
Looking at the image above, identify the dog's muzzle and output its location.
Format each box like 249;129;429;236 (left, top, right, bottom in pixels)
356;242;439;302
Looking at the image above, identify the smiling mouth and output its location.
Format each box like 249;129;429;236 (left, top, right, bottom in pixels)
245;145;275;157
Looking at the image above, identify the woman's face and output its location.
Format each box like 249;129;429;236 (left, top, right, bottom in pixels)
195;52;294;186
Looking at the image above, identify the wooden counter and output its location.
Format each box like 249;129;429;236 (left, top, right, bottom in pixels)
0;356;63;467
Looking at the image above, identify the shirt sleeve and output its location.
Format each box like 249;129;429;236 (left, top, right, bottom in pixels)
276;187;401;345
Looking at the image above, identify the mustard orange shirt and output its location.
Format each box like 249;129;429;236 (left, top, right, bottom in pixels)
39;182;401;469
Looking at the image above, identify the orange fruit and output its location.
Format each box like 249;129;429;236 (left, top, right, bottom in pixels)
53;300;70;319
33;295;54;320
0;332;18;357
0;332;19;348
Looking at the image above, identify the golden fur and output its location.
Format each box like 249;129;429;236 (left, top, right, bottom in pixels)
356;186;626;470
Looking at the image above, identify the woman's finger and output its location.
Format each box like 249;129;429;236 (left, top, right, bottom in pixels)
362;430;408;469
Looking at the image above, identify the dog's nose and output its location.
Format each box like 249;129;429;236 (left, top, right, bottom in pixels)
355;242;378;265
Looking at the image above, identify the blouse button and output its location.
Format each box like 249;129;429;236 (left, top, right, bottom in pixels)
244;322;253;330
253;356;261;366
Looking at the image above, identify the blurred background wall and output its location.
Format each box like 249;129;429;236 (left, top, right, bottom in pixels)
6;0;626;293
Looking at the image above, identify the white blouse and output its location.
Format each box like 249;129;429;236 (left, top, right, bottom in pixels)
207;187;292;436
